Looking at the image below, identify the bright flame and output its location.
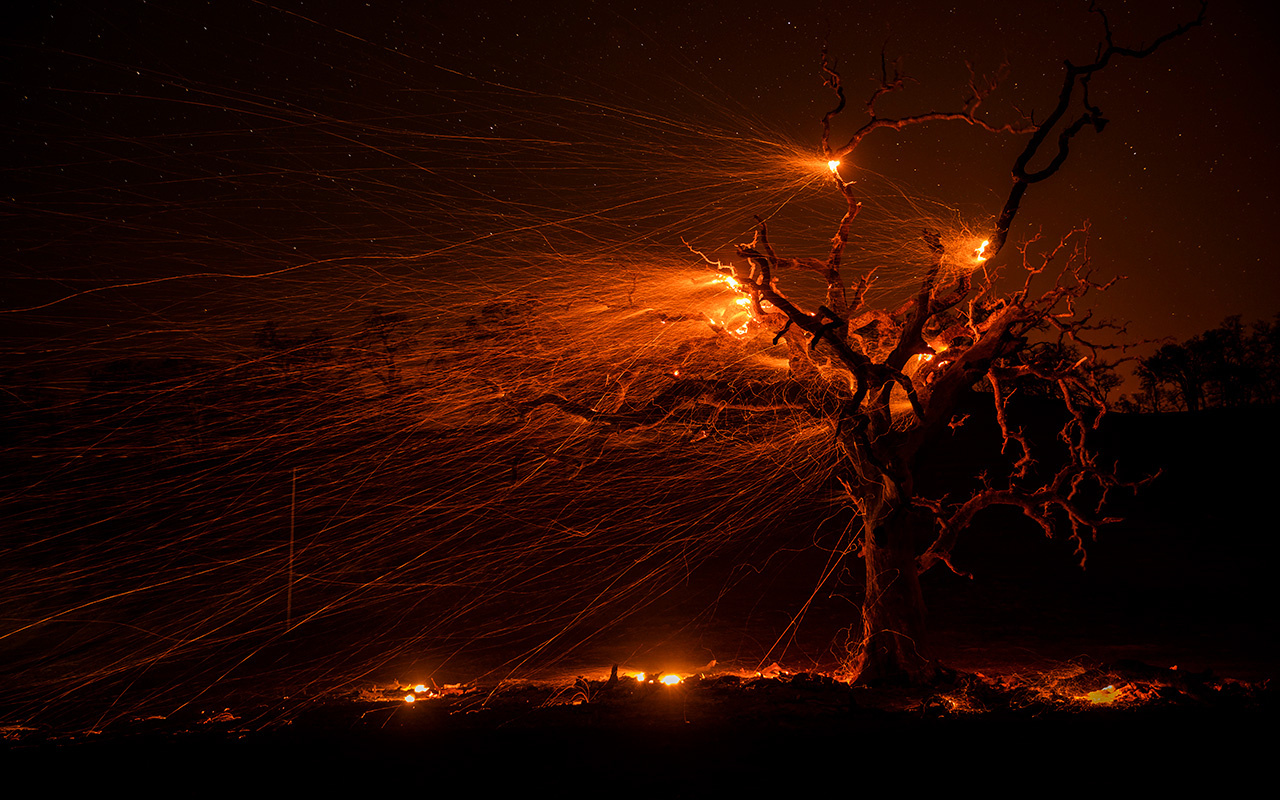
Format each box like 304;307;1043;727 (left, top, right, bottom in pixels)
713;273;742;291
974;239;990;261
709;270;757;339
403;693;416;703
660;674;681;685
1085;685;1117;704
413;684;427;693
827;160;840;173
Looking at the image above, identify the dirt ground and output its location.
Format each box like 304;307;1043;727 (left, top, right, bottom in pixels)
4;663;1270;793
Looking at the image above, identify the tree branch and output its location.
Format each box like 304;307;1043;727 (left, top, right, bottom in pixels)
989;1;1206;256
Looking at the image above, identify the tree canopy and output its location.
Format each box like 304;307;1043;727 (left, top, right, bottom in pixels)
1127;314;1280;412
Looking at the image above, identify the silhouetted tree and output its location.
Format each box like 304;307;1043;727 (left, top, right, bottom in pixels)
1252;314;1280;404
1135;313;1280;412
1142;342;1202;411
718;4;1206;681
525;4;1205;681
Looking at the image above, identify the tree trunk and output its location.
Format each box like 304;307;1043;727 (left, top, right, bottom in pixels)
851;492;936;683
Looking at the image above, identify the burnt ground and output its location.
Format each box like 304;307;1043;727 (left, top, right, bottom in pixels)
2;407;1276;790
3;666;1271;792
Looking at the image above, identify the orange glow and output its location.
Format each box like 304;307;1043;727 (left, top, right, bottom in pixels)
1085;685;1117;704
403;693;416;703
974;239;990;261
660;674;681;685
827;160;840;173
708;271;756;338
413;684;427;693
1081;682;1158;705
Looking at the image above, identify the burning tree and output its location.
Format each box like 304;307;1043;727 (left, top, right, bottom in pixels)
681;5;1206;681
492;4;1206;686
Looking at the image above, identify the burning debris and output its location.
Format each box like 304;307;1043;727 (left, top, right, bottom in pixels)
349;659;1266;728
921;660;1265;718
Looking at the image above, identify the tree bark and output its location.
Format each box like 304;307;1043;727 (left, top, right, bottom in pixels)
851;485;936;683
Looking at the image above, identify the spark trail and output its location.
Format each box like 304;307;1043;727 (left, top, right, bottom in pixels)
3;3;1057;731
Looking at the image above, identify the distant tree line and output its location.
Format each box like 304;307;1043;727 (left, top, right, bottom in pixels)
1118;314;1280;413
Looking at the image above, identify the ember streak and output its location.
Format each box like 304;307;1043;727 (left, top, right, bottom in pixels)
1;1;1272;732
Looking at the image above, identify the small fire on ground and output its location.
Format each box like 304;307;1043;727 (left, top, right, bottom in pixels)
360;659;1256;720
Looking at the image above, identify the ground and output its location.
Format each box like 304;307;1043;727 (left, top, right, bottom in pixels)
4;665;1270;792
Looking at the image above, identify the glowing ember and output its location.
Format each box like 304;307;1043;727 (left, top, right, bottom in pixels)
413;684;428;693
1086;685;1117;704
713;273;743;291
974;239;991;261
827;159;840;173
706;271;757;338
403;693;416;703
660;674;681;685
1080;682;1158;705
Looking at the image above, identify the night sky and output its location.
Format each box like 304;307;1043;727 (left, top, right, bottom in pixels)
5;0;1277;369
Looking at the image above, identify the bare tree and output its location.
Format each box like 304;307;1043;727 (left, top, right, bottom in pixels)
714;4;1204;681
524;4;1204;682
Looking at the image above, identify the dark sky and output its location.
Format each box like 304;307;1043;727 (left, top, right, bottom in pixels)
4;0;1277;372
